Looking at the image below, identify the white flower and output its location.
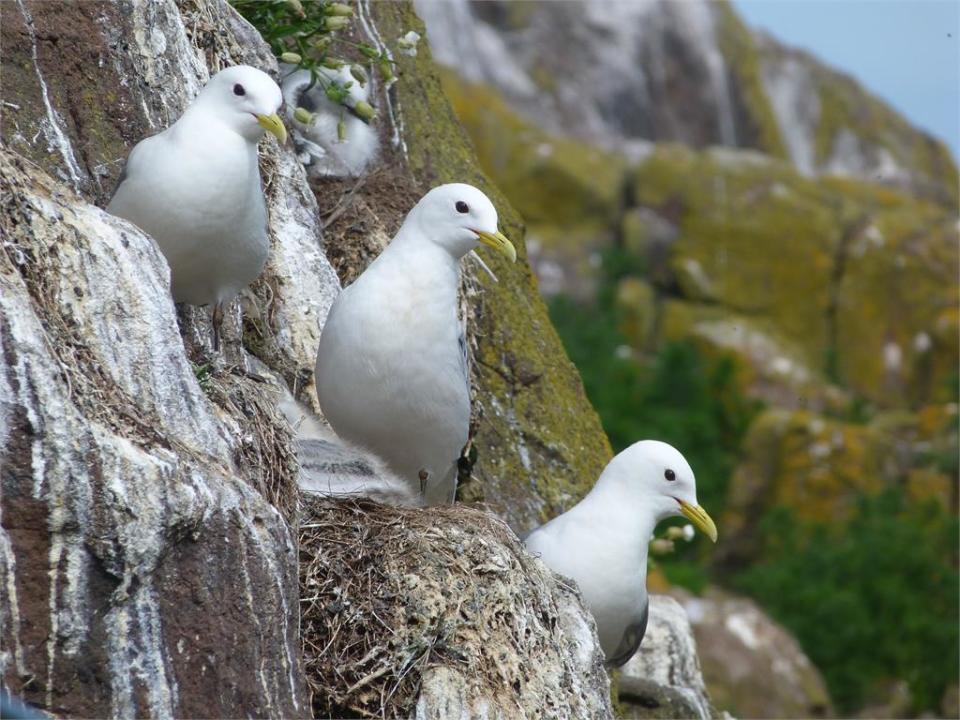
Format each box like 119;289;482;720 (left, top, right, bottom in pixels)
682;524;695;541
397;30;421;56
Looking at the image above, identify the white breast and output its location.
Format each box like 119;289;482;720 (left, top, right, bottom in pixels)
315;243;470;504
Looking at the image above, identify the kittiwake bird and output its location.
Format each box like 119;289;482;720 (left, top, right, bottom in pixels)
107;65;287;350
315;183;516;505
524;440;718;668
280;64;380;178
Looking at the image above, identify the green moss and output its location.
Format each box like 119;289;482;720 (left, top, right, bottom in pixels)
634;146;837;363
370;4;613;523
720;408;901;559
713;1;788;159
439;68;625;240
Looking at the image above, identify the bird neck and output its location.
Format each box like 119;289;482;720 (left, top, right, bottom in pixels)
176;103;263;146
388;224;462;279
576;479;659;564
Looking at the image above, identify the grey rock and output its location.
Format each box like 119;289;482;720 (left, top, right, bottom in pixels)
673;587;833;719
415;0;956;198
619;595;714;720
417;0;740;149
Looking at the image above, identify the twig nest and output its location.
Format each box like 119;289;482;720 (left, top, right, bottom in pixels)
299;497;612;718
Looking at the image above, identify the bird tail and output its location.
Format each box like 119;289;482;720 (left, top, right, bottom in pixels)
278;393;422;507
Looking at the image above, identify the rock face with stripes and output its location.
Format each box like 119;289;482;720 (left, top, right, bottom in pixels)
0;0;330;715
0;144;307;717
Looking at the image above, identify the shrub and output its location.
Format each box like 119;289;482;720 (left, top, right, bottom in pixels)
736;490;959;713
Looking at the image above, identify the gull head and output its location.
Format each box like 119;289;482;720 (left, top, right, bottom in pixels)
195;65;287;144
600;440;718;542
407;184;516;262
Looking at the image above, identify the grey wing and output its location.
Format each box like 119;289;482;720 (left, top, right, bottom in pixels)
457;331;469;388
604;598;649;669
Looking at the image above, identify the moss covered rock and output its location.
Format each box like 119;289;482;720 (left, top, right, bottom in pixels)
630;146;959;409
440;69;625;235
441;68;958;411
439;69;625;300
656;299;849;413
718;409;894;564
718;405;957;566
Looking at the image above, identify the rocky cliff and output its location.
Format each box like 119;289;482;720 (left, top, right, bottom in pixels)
442;75;959;416
0;0;715;717
416;0;958;203
422;1;959;716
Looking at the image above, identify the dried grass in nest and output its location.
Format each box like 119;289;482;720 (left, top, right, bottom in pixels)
312;164;426;287
204;367;300;524
300;495;554;719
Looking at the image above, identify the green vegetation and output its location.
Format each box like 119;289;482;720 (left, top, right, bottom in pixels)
737;490;959;714
192;361;213;392
230;0;391;120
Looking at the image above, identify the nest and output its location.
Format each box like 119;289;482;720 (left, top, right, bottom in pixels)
299;496;590;719
203;367;300;524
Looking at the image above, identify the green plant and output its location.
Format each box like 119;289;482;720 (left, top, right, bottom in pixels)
660;560;710;594
192;361;213;392
737;490;960;714
230;0;393;122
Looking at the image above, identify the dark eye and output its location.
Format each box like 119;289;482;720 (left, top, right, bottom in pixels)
455;201;469;214
664;469;676;481
233;83;246;96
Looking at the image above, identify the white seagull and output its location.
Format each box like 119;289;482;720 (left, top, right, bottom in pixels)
524;440;718;668
107;65;287;349
315;183;516;505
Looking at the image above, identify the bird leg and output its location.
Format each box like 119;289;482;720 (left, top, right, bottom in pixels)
418;469;429;495
456;413;481;494
212;302;224;352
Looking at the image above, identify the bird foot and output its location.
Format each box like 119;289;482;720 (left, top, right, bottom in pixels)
211;302;224;352
418;469;429;494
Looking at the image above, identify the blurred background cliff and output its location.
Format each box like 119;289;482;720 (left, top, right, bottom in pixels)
416;1;959;717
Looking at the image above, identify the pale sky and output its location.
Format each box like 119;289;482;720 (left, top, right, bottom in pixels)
734;0;960;160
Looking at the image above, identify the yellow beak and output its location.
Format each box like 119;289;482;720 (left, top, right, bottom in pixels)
256;112;287;144
678;500;718;543
474;229;517;263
